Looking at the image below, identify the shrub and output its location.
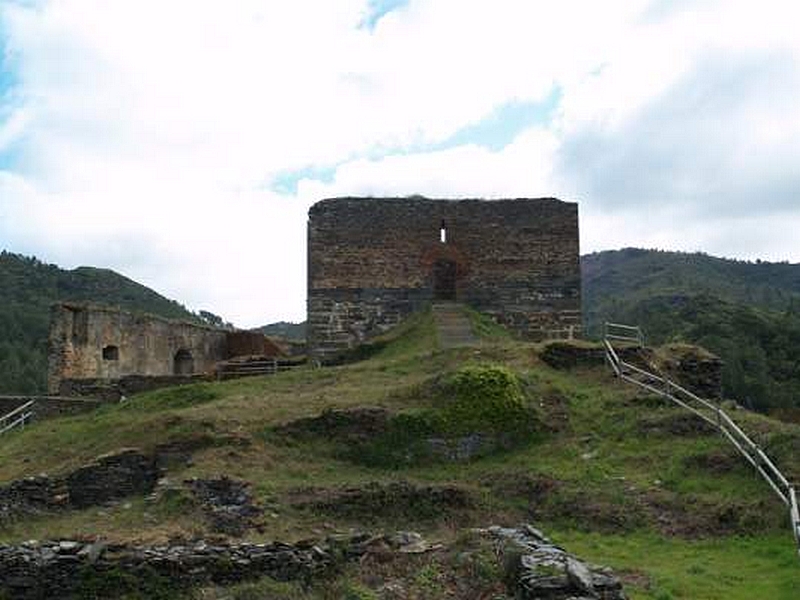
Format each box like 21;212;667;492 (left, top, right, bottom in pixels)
348;365;540;467
439;365;532;435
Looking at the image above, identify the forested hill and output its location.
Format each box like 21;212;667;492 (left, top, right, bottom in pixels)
583;249;800;413
0;251;198;394
254;321;306;341
583;248;800;330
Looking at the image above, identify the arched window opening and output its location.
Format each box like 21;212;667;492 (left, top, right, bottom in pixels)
173;348;194;375
440;219;447;244
102;345;119;361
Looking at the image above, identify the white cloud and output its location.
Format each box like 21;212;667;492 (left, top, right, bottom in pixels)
1;0;799;326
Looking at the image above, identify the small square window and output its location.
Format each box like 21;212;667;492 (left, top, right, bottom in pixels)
102;345;119;361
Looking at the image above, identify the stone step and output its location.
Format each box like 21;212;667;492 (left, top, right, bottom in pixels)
432;303;477;349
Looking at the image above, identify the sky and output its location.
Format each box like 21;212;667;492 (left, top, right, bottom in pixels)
1;0;799;327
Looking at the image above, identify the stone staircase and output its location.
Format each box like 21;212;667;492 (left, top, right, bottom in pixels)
432;302;478;349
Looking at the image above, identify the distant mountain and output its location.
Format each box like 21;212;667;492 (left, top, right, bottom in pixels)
255;321;306;342
583;249;800;411
0;251;199;394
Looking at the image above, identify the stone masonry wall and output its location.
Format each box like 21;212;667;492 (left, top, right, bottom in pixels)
48;304;228;394
0;396;103;420
307;197;581;361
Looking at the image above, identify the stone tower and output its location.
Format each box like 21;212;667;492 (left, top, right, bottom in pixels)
307;197;581;361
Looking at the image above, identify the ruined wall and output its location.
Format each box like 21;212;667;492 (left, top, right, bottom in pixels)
47;304;228;394
307;197;581;360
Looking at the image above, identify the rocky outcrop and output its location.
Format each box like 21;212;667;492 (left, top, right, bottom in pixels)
0;449;159;521
487;524;626;599
656;345;723;400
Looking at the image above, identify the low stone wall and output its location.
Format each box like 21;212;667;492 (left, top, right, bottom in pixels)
0;525;627;599
539;342;641;369
1;449;159;521
0;395;103;420
0;538;334;599
540;342;723;400
59;374;214;401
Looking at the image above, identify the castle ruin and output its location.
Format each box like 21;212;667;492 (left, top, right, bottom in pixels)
48;303;281;397
307;197;581;361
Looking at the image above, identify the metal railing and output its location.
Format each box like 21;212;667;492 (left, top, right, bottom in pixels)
217;358;298;380
603;323;800;556
604;322;645;346
0;400;36;435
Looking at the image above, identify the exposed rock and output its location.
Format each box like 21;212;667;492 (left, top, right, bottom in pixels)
540;342;607;369
0;449;160;520
186;476;261;536
485;524;627;599
541;341;723;403
656;345;723;400
66;449;159;508
0;476;68;521
274;407;391;443
425;432;514;462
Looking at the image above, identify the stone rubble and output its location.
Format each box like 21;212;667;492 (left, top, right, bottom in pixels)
485;524;627;600
185;476;262;536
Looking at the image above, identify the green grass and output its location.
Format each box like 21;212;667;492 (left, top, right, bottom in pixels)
2;310;800;597
551;530;800;600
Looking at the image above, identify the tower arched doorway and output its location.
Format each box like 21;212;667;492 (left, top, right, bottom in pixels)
173;348;194;375
433;258;457;300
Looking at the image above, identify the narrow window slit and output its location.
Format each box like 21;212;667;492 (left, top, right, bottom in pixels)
440;219;447;244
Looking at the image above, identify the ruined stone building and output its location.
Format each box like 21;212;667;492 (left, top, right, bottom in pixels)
307;197;581;361
48;303;281;397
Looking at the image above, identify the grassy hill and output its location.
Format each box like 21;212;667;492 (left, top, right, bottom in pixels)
1;310;799;598
0;251;199;394
5;246;800;414
583;249;800;413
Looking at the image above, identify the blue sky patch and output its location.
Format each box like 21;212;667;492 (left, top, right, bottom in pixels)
270;87;562;194
437;88;561;152
359;0;409;31
0;24;21;171
271;164;338;195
